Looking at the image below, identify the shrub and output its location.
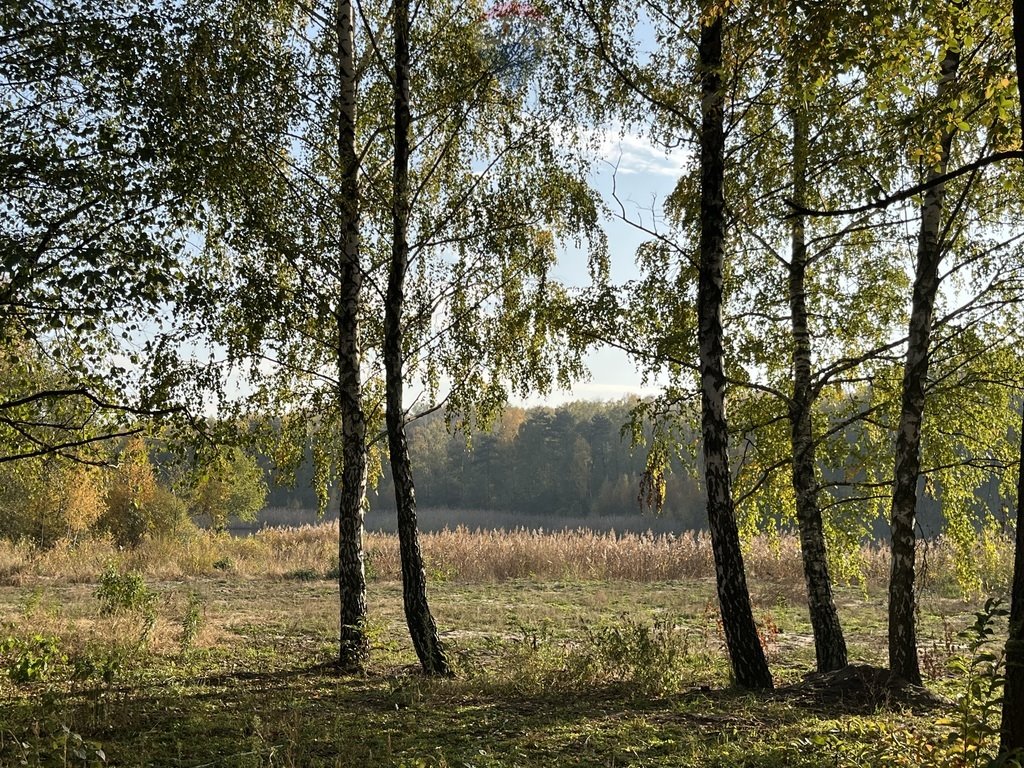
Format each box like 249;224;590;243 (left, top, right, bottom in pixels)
284;567;319;581
97;438;160;546
0;459;105;547
148;486;195;539
806;598;1015;768
97;438;193;546
0;633;65;684
579;617;689;694
95;563;154;617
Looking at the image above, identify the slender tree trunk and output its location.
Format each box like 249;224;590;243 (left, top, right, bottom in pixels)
388;0;451;677
1016;0;1024;134
788;102;848;673
887;43;961;687
696;4;772;691
335;0;369;671
1001;403;1024;752
999;4;1024;752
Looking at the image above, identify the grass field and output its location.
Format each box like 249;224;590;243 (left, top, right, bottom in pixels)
0;525;1012;767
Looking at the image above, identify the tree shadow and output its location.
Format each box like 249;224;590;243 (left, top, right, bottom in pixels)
1;660;947;767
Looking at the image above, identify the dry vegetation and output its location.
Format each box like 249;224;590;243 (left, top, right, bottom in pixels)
0;522;1012;596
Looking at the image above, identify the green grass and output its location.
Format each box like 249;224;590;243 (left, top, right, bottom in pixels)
0;575;1003;767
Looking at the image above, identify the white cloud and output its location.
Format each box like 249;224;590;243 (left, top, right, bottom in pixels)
512;382;660;407
593;130;690;178
547;120;690;179
509;347;668;407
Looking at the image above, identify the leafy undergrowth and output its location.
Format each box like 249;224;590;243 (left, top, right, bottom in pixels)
0;575;1010;767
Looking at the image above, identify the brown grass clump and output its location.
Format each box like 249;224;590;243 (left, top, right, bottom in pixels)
0;522;1012;594
0;538;31;583
385;527;721;582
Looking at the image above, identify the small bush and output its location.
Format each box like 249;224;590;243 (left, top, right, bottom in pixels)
97;438;159;547
148;486;195;539
0;633;65;684
187;447;267;533
70;645;123;686
579;617;689;695
808;598;1013;768
470;615;694;698
0;459;105;548
7;723;108;767
95;564;154;616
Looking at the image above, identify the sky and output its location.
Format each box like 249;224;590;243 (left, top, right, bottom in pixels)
515;129;691;407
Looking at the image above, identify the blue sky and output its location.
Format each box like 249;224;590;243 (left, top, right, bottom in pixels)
518;129;690;406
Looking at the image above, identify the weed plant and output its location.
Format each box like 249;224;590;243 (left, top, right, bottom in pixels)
796;598;1017;768
179;590;203;655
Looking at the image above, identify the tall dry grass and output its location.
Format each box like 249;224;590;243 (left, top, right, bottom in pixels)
0;522;1012;595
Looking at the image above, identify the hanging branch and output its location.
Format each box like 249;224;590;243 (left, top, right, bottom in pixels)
787;150;1024;218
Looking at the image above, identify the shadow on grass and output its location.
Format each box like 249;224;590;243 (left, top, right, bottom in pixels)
1;659;885;767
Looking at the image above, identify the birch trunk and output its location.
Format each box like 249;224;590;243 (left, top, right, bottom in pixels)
887;44;961;686
1001;403;1024;752
788;102;847;673
1016;0;1024;132
335;0;368;671
999;2;1024;751
388;0;450;677
697;5;772;691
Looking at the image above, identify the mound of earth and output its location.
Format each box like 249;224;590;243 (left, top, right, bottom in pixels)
776;664;951;713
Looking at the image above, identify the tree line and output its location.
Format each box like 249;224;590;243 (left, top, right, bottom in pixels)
365;397;961;538
377;400;704;521
0;436;267;546
5;0;1024;752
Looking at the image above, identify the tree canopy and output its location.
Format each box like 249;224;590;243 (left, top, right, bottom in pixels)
3;0;1024;722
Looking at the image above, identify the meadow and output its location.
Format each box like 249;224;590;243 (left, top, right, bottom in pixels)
0;523;1013;767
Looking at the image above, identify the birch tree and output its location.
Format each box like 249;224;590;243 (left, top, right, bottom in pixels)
333;0;370;671
1;0;191;463
386;0;449;676
370;0;602;674
694;0;773;691
163;0;602;673
880;0;1024;684
1004;403;1024;753
999;0;1024;750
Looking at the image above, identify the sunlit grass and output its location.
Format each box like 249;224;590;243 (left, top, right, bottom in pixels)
0;524;1011;766
0;571;994;767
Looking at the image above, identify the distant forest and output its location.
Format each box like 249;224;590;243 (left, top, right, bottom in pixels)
265;399;704;527
262;398;987;536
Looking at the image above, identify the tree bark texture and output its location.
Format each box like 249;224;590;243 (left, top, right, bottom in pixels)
1000;1;1024;754
1015;0;1024;133
334;0;369;670
696;6;773;691
388;0;451;677
887;44;961;687
788;102;848;673
1001;403;1024;753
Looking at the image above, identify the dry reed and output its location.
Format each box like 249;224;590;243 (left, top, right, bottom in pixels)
0;523;1011;595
